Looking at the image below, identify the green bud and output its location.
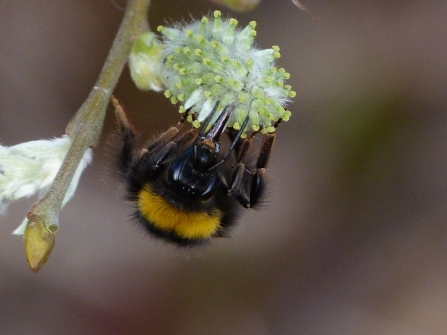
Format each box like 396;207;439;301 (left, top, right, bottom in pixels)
129;32;164;91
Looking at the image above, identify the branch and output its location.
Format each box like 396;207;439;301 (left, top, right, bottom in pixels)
25;0;151;272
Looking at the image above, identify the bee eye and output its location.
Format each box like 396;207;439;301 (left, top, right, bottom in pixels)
196;145;216;169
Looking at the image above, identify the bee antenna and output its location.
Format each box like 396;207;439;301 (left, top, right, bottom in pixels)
176;107;192;129
202;105;232;142
207;114;250;172
198;101;221;138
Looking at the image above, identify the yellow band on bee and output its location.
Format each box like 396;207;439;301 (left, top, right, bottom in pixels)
138;185;222;240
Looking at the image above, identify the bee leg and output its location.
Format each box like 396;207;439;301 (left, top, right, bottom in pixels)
234;133;276;208
227;135;253;194
215;117;251;191
243;119;281;207
135;107;195;168
145;108;191;155
151;128;196;168
112;96;138;176
228;132;256;207
248;133;275;207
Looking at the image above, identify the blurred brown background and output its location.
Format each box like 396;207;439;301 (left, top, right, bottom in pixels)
1;1;447;334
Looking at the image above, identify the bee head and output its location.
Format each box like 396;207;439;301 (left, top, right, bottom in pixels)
166;105;232;199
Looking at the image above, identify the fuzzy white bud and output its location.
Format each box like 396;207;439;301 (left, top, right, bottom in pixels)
130;11;295;135
0;135;92;234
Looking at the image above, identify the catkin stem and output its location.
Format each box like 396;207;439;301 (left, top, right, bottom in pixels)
25;0;151;272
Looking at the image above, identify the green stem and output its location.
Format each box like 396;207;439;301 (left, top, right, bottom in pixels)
27;0;150;239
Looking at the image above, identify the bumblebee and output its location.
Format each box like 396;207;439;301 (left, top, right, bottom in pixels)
113;98;278;245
